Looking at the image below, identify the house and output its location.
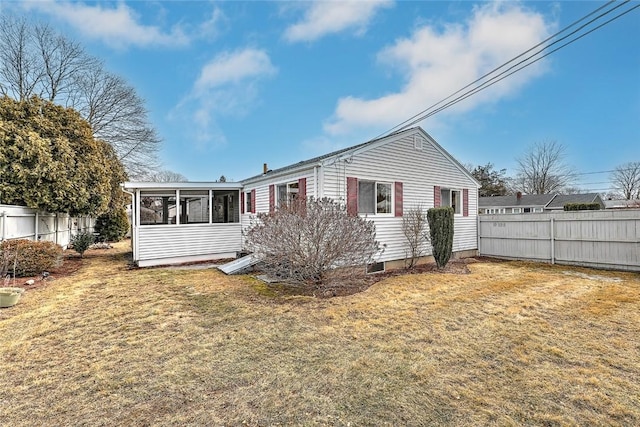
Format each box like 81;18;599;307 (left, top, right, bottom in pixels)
124;127;480;269
478;193;554;214
603;199;640;209
479;192;604;214
544;193;604;211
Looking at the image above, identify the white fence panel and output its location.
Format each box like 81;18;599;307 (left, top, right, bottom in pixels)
478;209;640;271
0;204;95;248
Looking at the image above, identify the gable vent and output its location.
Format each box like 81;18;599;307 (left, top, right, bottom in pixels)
414;135;424;151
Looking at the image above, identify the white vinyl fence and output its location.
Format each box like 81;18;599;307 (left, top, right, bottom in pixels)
478;209;640;272
0;204;95;248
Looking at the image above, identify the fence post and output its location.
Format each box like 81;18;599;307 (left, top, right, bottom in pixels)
34;212;39;241
550;217;555;264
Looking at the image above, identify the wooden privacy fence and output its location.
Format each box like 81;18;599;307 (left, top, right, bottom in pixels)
478;209;640;272
0;204;94;248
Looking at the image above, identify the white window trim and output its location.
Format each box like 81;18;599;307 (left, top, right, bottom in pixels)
358;180;394;216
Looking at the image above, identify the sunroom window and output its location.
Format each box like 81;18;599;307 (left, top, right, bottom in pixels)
140;193;177;225
179;191;209;224
358;181;392;214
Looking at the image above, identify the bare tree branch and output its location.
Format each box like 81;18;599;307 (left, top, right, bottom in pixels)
611;162;640;200
514;140;574;194
0;15;160;178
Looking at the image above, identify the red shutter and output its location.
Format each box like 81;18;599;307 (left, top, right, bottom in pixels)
346;177;358;216
251;189;256;213
241;192;245;214
434;186;441;207
298;177;307;200
463;188;469;217
268;185;275;213
394;181;403;217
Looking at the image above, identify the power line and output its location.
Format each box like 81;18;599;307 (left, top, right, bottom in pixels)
375;0;638;138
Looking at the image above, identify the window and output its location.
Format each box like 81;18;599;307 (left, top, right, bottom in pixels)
524;207;531;213
245;191;252;213
440;188;461;214
358;181;392;214
180;191;209;224
140;193;177;225
212;190;239;223
139;189;239;225
277;182;299;206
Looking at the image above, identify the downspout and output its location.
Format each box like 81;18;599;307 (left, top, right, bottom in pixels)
0;211;6;242
121;185;137;262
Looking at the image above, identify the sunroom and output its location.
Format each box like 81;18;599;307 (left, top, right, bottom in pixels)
122;182;243;267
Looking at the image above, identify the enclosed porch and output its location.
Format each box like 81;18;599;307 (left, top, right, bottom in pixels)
123;182;243;267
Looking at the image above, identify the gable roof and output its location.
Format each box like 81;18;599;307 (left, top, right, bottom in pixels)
545;193;602;209
241;127;479;187
478;194;556;208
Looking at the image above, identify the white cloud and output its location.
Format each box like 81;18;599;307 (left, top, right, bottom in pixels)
324;2;554;135
175;48;277;149
21;0;188;48
195;49;277;91
284;0;393;43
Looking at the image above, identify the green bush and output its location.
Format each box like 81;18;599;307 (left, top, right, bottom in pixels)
0;239;63;277
563;203;601;211
70;232;94;258
94;208;129;242
427;207;454;269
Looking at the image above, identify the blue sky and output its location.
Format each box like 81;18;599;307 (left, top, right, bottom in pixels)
4;1;639;192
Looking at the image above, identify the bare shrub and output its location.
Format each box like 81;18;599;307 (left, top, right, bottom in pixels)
402;205;430;269
244;198;380;291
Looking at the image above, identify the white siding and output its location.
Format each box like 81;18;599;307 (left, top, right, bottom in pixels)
137;224;242;264
321;130;479;262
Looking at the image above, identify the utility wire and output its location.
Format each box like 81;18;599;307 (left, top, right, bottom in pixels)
376;0;620;138
387;1;639;133
374;0;640;139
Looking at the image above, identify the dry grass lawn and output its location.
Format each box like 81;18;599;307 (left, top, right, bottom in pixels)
1;242;639;426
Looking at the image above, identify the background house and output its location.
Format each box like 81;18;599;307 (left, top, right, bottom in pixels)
479;192;604;214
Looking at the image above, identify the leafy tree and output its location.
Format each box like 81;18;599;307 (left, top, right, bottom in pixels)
468;163;508;197
244;198;380;291
610;162;640;200
513;140;574;194
94;207;129;242
0;95;125;215
427;207;454;269
0;15;160;177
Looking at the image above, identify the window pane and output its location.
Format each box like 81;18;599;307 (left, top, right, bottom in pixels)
246;192;252;213
358;181;375;214
180;191;209;224
451;190;460;214
139;195;176;225
376;183;392;214
441;189;450;207
213;190;239;223
277;184;287;206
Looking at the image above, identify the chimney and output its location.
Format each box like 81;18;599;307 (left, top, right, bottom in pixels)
263;163;268;174
517;191;522;200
